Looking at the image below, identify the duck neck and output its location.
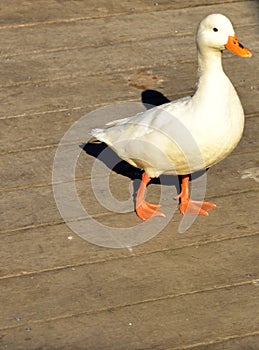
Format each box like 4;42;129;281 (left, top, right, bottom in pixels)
197;49;224;80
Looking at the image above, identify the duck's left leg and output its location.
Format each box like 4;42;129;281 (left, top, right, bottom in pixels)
136;172;165;220
177;174;216;216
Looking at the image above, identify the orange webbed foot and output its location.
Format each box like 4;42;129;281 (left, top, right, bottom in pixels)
179;199;216;216
135;172;165;220
177;174;216;216
136;200;165;221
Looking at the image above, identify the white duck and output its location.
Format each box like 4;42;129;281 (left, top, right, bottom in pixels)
91;14;252;220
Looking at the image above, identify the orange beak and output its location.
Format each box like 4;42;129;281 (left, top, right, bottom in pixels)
225;34;252;58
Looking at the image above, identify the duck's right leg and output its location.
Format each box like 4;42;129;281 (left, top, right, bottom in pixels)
135;172;165;221
177;174;216;216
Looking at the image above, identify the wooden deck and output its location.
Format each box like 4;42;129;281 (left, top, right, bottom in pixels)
1;1;259;349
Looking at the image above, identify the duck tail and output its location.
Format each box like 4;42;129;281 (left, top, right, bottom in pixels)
89;128;106;143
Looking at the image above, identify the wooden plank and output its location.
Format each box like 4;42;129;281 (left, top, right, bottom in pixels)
0;235;258;328
1;167;258;233
0;55;257;120
0;24;257;88
0;203;258;278
0;283;258;349
0;2;257;58
0;0;251;27
1;110;258;155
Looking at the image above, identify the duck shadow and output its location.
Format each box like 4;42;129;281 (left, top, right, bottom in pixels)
141;89;170;109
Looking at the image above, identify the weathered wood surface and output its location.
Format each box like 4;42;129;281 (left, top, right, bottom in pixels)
0;0;258;349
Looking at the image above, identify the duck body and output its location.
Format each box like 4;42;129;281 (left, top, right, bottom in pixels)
91;67;244;177
90;14;252;219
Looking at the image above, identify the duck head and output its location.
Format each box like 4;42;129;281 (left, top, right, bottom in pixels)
196;14;252;58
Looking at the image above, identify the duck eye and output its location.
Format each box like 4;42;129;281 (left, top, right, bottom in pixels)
213;28;218;32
